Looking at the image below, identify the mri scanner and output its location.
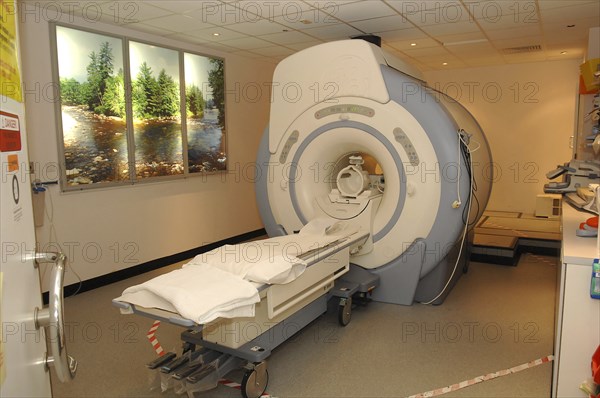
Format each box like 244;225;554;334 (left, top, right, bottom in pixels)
256;38;492;306
114;38;492;397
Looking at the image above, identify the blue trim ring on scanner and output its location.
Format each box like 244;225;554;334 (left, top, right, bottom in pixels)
287;120;407;243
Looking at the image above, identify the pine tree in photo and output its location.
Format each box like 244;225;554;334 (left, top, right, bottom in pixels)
85;41;115;114
102;68;126;118
207;58;225;128
186;84;204;118
133;62;158;119
153;69;180;118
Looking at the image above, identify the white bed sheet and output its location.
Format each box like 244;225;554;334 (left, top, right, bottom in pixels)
115;218;359;324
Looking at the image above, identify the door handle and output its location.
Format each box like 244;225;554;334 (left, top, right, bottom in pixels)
34;252;78;382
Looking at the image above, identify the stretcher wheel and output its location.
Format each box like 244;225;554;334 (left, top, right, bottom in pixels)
338;297;352;326
241;362;268;398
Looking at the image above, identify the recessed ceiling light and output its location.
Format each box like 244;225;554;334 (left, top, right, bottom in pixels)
442;62;448;66
561;51;568;55
410;43;417;46
212;32;220;36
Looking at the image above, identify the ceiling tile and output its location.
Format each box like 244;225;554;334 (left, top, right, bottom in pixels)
419;55;468;69
142;14;213;33
537;0;598;11
544;26;590;45
466;0;538;20
463;55;506;67
230;50;266;59
546;50;585;61
420;21;481;36
403;4;474;26
444;42;497;55
386;0;465;13
248;45;296;57
540;2;600;23
437;31;487;45
186;3;246;26
241;0;316;18
125;22;178;36
218;36;274;50
402;44;450;58
543;17;600;35
270;14;334;31
349;15;414;33
544;42;586;55
224;19;291;36
299;23;363;40
95;1;173;24
143;1;205;15
323;0;398;22
199;41;240;53
386;37;440;50
185;26;247;41
259;30;318;45
484;25;542;41
285;40;326;51
219;1;287;20
376;28;428;42
476;13;539;31
165;33;208;45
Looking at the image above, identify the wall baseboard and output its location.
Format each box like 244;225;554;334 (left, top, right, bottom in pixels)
42;229;267;305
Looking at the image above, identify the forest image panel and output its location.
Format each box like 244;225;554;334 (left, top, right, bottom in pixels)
185;52;226;174
57;26;128;185
129;41;183;179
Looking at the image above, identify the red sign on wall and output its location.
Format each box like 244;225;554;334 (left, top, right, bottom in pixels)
0;110;21;152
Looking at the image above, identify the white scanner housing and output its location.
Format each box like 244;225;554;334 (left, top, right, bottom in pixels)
256;40;492;305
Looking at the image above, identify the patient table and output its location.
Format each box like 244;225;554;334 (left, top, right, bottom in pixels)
113;229;374;397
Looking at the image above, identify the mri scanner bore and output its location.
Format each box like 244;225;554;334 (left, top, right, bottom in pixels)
256;37;493;306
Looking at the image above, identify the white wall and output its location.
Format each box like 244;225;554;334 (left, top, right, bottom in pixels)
19;13;276;290
424;59;580;214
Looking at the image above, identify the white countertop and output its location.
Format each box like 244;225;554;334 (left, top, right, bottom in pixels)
561;202;599;266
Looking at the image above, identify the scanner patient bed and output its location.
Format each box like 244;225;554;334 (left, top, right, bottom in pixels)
114;218;368;350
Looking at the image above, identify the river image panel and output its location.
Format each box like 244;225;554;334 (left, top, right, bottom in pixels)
60;106;226;185
187;108;226;173
134;119;184;178
62;106;128;186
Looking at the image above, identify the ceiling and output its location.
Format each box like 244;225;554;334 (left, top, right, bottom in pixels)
32;0;600;70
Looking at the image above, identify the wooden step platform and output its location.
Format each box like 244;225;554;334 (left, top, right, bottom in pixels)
471;211;561;265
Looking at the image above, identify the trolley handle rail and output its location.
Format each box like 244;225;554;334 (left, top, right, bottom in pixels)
34;251;78;382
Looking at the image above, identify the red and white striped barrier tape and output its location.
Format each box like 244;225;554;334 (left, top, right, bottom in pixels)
406;355;554;398
146;320;165;356
219;378;272;398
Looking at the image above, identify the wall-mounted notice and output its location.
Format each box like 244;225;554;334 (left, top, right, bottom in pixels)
0;0;22;102
0;111;21;152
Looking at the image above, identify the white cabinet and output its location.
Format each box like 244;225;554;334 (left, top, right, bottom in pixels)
553;203;600;397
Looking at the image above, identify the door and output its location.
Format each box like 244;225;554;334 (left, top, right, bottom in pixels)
1;100;53;398
1;1;74;396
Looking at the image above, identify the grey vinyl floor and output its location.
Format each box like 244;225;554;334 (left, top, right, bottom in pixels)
52;252;558;398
